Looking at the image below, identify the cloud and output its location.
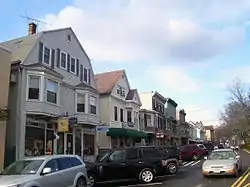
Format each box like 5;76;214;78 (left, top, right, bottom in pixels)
147;65;200;93
41;0;246;63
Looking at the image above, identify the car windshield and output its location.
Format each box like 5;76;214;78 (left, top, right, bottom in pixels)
1;160;44;175
208;151;236;160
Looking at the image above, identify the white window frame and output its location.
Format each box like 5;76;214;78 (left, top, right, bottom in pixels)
26;75;42;101
42;46;51;66
75;93;86;113
60;51;67;70
45;78;59;105
89;96;97;115
70;57;76;74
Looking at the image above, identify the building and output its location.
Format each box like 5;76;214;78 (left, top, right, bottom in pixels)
94;70;145;150
188;121;198;143
0;46;11;171
195;121;206;142
139;91;167;146
165;98;178;146
2;23;99;164
177;109;189;145
205;125;215;142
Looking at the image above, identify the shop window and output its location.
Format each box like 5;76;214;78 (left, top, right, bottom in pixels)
114;106;118;121
77;94;85;113
46;79;58;104
28;75;40;100
127;110;132;123
84;134;95;155
90;96;97;114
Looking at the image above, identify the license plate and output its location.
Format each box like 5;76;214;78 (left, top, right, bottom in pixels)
214;169;220;173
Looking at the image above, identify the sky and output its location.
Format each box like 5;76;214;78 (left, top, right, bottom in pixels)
1;0;250;126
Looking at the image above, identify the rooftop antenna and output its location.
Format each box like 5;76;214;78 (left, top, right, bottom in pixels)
20;15;48;31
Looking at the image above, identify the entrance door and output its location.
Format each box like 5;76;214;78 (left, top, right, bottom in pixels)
64;133;73;154
74;129;83;158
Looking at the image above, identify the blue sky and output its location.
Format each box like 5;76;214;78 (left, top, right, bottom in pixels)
2;0;250;126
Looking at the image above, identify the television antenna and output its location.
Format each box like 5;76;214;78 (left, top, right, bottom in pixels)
20;15;48;28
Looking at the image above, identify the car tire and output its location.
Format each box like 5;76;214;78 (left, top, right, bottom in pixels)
167;162;177;174
139;168;154;184
76;177;87;187
87;173;96;187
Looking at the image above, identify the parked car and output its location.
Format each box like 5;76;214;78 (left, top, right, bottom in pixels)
218;144;224;149
157;146;182;166
0;155;88;187
197;144;209;155
202;149;242;177
203;142;215;153
86;146;180;186
180;144;204;161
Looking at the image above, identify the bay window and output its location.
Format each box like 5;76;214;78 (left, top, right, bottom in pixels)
90;96;97;114
127;110;132;123
46;79;58;104
28;75;40;100
77;94;85;113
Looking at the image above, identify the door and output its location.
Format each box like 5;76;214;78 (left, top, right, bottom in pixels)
102;149;127;181
39;159;61;187
126;148;141;179
64;133;73;154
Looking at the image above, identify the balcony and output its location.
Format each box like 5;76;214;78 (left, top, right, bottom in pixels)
75;113;99;126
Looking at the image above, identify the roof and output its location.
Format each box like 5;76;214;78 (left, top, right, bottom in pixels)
126;89;136;100
75;82;98;93
23;154;80;161
94;69;124;94
0;33;42;63
205;125;214;131
166;97;178;107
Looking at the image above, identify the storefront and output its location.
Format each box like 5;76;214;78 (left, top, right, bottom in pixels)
25;117;96;161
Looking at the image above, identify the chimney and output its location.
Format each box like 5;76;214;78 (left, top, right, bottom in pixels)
28;22;37;35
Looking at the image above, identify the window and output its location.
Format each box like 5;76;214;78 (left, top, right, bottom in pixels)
120;108;123;122
69;157;82;167
43;159;59;173
28;75;40;100
43;47;50;65
114;106;118;121
56;157;72;170
126;148;139;160
70;57;76;73
142;147;161;158
121;88;125;96
116;86;120;94
109;150;126;162
127;110;132;122
134;111;138;125
46;79;58;104
84;68;88;82
90;96;97;114
60;52;67;69
77;94;85;113
67;34;71;42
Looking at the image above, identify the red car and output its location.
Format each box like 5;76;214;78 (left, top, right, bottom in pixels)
180;144;204;161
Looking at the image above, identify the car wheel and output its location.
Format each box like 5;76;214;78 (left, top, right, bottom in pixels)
167;162;177;174
192;154;198;161
87;173;96;187
76;177;87;187
234;167;239;178
139;168;154;184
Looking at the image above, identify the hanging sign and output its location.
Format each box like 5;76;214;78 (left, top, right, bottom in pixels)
57;118;69;132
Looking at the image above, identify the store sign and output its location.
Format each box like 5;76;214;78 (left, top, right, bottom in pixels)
58;118;69;132
68;117;77;126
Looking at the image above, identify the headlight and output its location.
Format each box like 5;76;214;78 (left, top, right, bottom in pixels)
202;165;210;169
223;164;234;169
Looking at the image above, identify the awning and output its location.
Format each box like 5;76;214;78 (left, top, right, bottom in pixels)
107;128;147;138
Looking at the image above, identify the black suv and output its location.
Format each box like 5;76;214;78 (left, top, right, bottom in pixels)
86;146;180;186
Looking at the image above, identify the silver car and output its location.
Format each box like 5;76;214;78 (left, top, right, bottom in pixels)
202;149;242;177
0;155;88;187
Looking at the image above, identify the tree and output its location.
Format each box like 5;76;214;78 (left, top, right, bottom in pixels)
220;79;250;143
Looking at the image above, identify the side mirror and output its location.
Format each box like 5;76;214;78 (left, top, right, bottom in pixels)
41;167;52;175
236;155;240;159
204;157;207;160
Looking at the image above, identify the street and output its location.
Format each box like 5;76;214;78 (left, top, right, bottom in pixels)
100;150;250;187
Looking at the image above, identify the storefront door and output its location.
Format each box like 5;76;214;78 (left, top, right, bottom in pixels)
64;133;73;154
74;129;84;158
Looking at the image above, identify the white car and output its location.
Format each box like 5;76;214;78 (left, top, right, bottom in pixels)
0;155;88;187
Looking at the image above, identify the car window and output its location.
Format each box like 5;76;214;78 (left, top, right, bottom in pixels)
126;148;139;160
43;159;59;173
181;146;192;151
198;144;205;149
57;157;72;170
142;147;161;158
109;150;126;162
208;151;236;160
69;157;83;167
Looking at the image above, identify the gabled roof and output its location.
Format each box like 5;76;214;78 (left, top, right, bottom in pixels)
0;33;42;63
126;89;136;100
205;125;214;131
94;69;124;95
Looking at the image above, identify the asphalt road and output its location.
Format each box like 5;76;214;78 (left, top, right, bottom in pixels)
100;150;250;187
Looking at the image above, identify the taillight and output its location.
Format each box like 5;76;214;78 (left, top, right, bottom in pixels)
179;154;182;160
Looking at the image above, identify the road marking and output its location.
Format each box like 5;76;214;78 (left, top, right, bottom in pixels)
183;161;187;165
184;161;195;167
119;182;163;187
191;160;201;166
236;171;250;187
231;167;250;187
243;149;250;154
243;183;250;187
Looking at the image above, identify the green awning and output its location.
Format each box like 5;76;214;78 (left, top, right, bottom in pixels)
107;128;147;138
